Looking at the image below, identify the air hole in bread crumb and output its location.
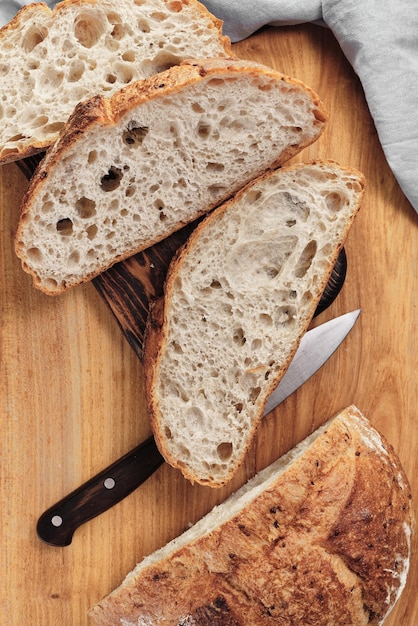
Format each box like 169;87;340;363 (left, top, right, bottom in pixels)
27;247;42;262
123;125;148;146
249;387;261;403
137;18;151;33
45;278;58;290
302;291;313;305
105;74;117;84
56;218;73;236
325;192;345;212
187;406;204;425
171;341;183;354
87;150;98;164
154;199;165;211
206;162;225;172
68;60;85;82
175;177;187;189
197;122;211;139
264;266;279;279
7;133;26;143
164;426;172;439
217;442;233;461
100;167;123;192
21;25;47;52
153;51;182;74
110;23;126;40
68;250;80;266
74;13;106;48
260;313;273;326
251;338;262;350
208;185;227;197
75;196;96;218
119;51;134;66
151;11;168;21
210;280;222;289
27;60;40;70
258;82;273;92
192;102;205;113
275;306;296;327
112;63;134;83
41;201;54;214
233;328;246;346
87;224;98;241
245;189;263;204
295;240;317;278
207;78;225;87
31;115;49;129
167;1;183;11
43;122;65;134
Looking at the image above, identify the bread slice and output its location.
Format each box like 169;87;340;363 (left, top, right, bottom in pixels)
0;0;232;164
89;405;414;626
15;58;327;295
144;160;365;487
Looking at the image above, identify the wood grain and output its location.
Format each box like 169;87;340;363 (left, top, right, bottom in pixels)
1;23;417;625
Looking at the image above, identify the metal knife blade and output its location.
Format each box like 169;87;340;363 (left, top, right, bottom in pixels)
263;308;361;414
37;309;360;547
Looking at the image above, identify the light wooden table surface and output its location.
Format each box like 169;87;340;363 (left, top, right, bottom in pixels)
1;23;417;625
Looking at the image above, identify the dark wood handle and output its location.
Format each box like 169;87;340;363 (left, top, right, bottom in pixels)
36;437;164;546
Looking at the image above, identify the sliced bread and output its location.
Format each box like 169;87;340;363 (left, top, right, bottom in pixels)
89;405;414;626
144;160;365;487
15;58;327;295
0;0;232;164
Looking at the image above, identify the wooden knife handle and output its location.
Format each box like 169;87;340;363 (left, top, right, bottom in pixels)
36;436;163;546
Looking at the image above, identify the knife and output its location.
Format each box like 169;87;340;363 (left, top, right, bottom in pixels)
37;309;360;547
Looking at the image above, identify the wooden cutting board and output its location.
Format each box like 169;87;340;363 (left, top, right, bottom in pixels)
1;23;417;626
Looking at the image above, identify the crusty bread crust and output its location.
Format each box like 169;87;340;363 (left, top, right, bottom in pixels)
89;406;414;626
144;160;365;487
15;59;327;294
0;0;232;163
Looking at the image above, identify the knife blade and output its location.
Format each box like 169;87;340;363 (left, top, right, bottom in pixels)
37;309;360;547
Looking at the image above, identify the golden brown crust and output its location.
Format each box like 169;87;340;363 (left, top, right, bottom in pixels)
144;161;365;487
89;406;414;625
